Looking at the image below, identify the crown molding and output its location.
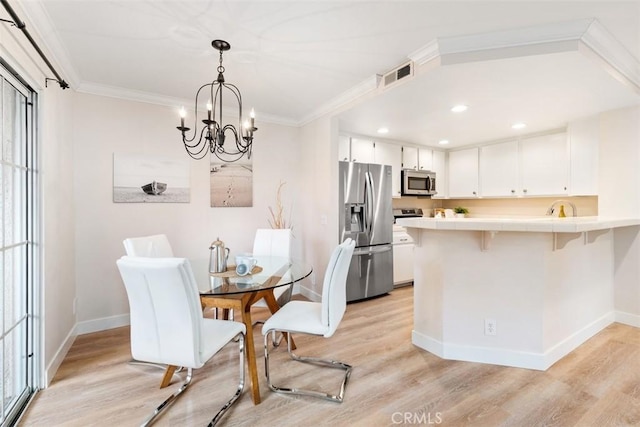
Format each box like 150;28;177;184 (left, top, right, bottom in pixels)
580;19;640;92
299;74;381;126
18;0;80;88
76;82;299;127
408;39;441;66
397;18;639;98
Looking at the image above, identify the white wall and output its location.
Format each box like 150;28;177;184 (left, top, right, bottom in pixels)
72;92;303;332
0;4;76;385
599;106;640;324
298;114;340;298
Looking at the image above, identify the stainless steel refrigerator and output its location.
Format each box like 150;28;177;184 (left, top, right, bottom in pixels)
339;161;394;302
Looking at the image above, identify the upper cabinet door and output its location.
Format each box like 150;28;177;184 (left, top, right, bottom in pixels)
480;140;519;197
350;138;375;163
338;135;350;162
402;146;418;170
418;148;433;171
374;141;402;198
448;147;479;198
520;132;568;196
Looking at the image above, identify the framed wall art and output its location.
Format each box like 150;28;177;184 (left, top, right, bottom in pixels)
113;153;190;203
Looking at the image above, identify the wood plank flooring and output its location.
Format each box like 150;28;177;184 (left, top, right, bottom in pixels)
18;286;640;426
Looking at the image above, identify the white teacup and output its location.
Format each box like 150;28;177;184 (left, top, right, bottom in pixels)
235;254;257;276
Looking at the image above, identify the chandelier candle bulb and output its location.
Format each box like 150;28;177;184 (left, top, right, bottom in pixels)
250;108;255;128
179;106;186;128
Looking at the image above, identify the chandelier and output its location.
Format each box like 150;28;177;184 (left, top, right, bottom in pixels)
177;39;257;162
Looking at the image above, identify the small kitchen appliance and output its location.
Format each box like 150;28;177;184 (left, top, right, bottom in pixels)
401;169;436;196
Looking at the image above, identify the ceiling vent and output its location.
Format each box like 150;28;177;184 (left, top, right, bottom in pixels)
381;61;414;89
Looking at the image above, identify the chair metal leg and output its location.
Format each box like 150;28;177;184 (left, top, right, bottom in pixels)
141;368;193;427
208;332;245;427
139;332;245;427
263;331;352;403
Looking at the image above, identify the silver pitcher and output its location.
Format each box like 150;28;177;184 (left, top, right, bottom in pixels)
209;237;230;273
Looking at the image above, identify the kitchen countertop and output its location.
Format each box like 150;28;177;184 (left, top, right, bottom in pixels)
396;216;640;233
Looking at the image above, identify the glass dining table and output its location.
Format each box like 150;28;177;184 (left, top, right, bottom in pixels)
199;256;312;405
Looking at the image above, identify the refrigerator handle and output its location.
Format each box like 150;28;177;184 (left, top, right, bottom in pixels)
365;171;374;237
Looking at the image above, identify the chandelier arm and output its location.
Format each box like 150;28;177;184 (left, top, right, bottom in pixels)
182;125;210;150
223;82;248;140
183;136;210;160
180;83;215;144
183;127;211;159
223;123;251;154
221;123;250;152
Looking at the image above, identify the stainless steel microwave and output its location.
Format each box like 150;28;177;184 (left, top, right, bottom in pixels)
401;169;436;196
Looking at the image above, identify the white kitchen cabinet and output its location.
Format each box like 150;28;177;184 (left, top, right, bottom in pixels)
520;133;568;196
480;140;519;197
338;135;351;162
448;147;479;198
402;146;433;171
418;148;433;171
393;242;414;285
402;146;418;170
374;141;403;198
432;150;446;198
350;138;375;163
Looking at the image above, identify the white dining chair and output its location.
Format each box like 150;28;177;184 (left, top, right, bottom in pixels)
262;238;355;403
123;234;174;257
252;229;293;307
116;256;245;426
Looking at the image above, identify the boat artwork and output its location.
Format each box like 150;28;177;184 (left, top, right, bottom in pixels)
141;181;167;195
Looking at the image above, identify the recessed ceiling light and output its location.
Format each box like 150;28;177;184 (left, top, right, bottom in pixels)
511;122;526;130
377;127;389;134
451;105;468;113
438;139;450;145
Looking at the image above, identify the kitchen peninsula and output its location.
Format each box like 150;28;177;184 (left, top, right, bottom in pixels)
396;216;640;371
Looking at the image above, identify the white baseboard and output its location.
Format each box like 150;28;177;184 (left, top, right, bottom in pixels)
299;285;321;302
44;326;76;387
542;311;615;369
615;310;640;328
412;311;615;371
75;313;130;335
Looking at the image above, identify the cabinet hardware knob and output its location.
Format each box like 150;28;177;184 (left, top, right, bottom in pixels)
523;189;528;193
472;191;477;195
511;189;515;193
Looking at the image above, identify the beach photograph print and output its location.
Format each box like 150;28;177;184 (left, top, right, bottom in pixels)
210;154;252;207
113;153;190;203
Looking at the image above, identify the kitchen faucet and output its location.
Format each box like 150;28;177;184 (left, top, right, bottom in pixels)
546;200;577;217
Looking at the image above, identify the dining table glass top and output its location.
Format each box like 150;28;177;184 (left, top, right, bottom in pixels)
200;256;313;296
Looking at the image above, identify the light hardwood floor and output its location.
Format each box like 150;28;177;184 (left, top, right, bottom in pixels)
19;286;640;426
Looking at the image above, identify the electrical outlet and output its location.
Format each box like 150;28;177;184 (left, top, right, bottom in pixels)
485;318;496;336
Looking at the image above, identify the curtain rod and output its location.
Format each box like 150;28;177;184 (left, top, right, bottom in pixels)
1;0;69;89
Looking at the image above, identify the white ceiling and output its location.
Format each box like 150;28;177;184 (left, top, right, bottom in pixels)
16;1;640;147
